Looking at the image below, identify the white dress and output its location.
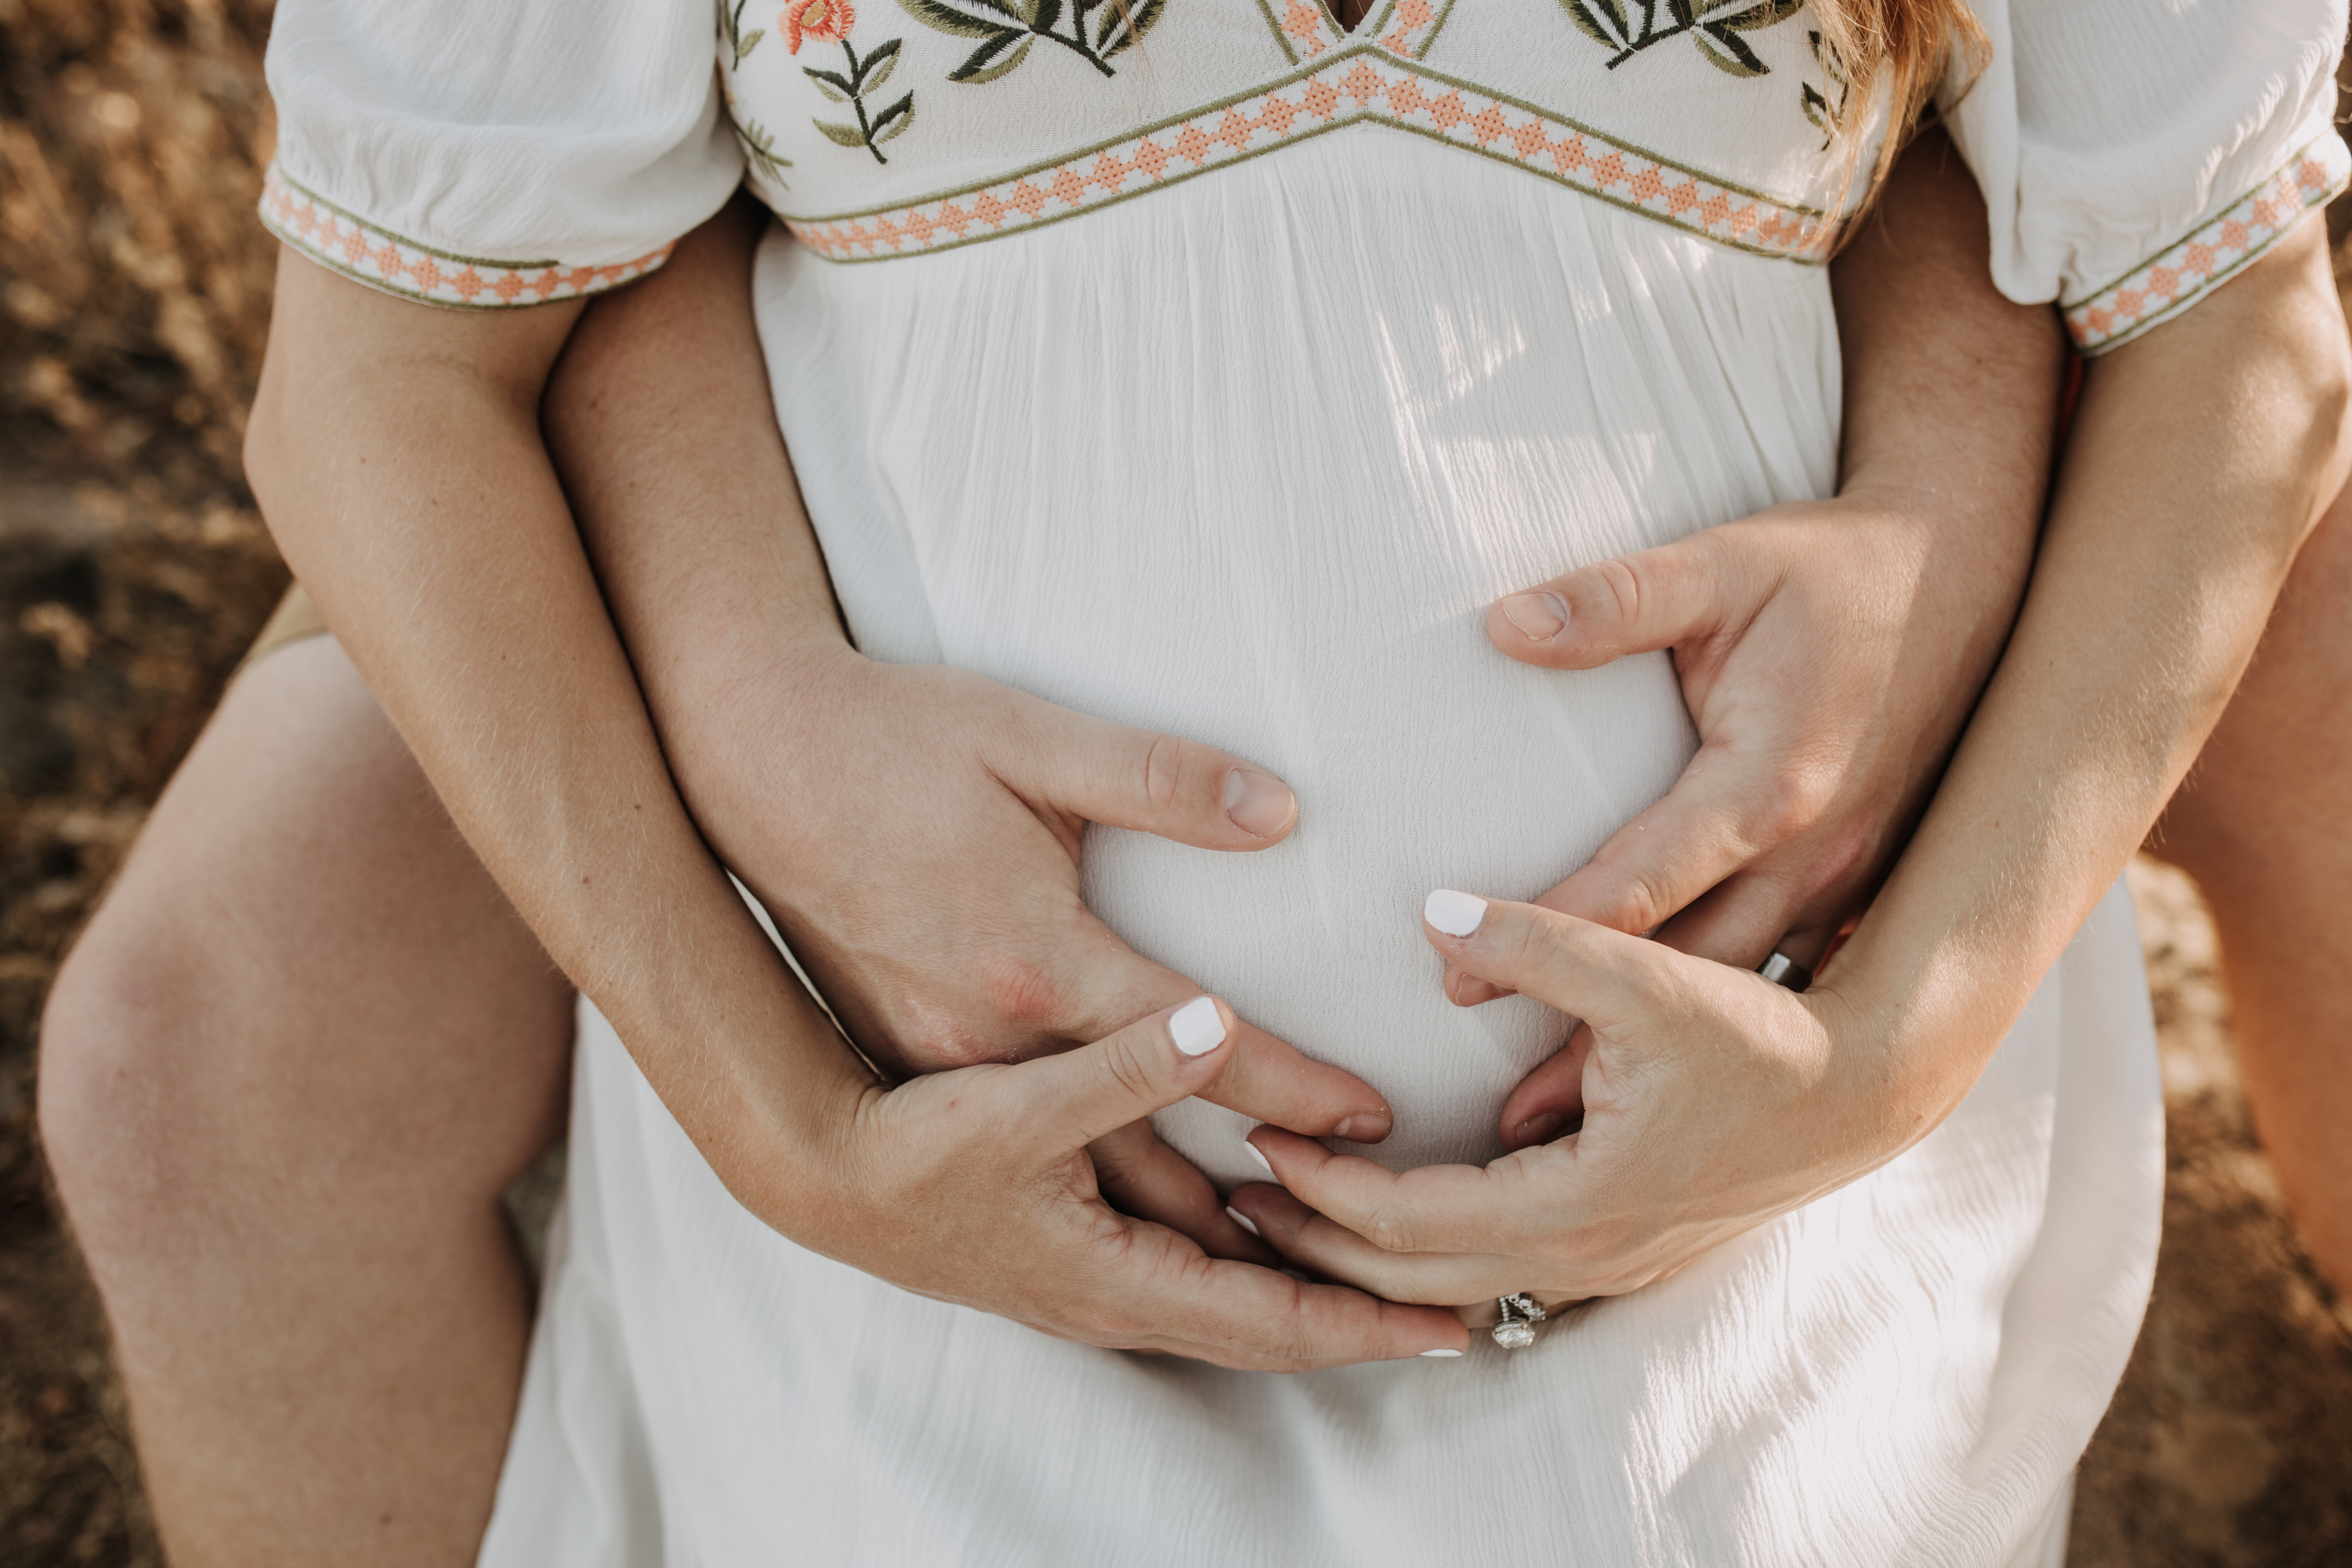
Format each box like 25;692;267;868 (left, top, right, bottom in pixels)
259;0;2346;1562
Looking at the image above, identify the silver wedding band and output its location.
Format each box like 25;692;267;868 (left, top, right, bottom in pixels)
1758;951;1812;992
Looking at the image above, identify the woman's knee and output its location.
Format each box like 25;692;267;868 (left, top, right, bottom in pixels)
38;645;572;1266
2154;489;2352;890
38;890;250;1265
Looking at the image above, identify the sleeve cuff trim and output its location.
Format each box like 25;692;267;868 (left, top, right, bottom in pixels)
2064;134;2351;355
258;164;677;309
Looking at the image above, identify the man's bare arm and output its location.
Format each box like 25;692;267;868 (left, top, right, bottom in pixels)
539;201;1397;1261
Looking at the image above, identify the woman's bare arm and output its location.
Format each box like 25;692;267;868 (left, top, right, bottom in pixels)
242;243;1465;1365
1234;214;2352;1304
1839;214;2350;1105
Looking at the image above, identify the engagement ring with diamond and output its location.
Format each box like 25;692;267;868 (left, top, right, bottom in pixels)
1492;1293;1546;1349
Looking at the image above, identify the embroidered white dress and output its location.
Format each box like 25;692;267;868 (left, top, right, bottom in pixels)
260;1;2345;1562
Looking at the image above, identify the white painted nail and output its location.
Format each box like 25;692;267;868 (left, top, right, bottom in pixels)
1424;889;1488;937
1224;1205;1260;1237
1419;1348;1465;1358
1169;996;1226;1056
1244;1141;1275;1177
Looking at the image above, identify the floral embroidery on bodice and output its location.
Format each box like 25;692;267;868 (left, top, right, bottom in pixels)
719;0;1874;261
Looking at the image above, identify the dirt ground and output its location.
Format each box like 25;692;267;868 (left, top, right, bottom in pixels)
3;1;2351;1563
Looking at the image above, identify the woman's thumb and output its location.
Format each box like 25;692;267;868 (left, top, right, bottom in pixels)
1013;996;1237;1153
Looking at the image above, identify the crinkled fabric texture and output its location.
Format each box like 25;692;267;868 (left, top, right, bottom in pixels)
483;147;2161;1565
247;0;2342;1560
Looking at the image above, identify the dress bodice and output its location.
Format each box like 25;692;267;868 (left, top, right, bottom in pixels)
725;0;1866;263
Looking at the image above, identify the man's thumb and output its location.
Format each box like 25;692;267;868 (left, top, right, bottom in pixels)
1486;535;1728;671
1014;996;1237;1152
1010;701;1298;849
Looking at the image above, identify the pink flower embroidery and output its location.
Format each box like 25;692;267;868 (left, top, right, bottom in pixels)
785;0;854;53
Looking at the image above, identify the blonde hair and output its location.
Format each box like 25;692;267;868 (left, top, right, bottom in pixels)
1810;0;1990;218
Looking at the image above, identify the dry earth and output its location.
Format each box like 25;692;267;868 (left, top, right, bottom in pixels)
2;0;2350;1562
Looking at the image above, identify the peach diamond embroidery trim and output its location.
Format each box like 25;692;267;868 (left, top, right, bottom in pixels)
786;49;1833;265
2065;134;2350;354
259;166;674;309
1375;0;1448;59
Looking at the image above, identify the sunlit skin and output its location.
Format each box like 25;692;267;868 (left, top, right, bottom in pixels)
36;143;2352;1568
1230;215;2350;1319
2146;485;2352;1294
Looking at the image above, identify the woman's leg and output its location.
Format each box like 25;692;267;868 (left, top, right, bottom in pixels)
2149;483;2352;1293
37;634;575;1567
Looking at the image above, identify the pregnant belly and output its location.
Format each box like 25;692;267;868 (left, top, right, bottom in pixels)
1065;628;1693;1185
886;411;1709;1184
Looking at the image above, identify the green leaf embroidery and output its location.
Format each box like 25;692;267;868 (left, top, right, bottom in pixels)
861;39;901;90
1713;0;1800;29
952;29;1034;80
904;0;1134;79
1098;0;1164;58
734;115;793;186
1572;0;1798;75
1801;80;1832;134
1801;27;1852;147
896;0;1005;38
809;35;920;164
1561;0;1624;49
872;92;917;142
1695;19;1766;74
719;0;766;66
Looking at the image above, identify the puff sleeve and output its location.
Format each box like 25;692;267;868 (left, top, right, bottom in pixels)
258;0;744;308
1944;0;2348;353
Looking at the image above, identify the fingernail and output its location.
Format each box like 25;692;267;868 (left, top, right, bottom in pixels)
1499;591;1568;641
1418;1347;1465;1358
1512;1113;1564;1148
1244;1140;1276;1178
1424;889;1488;937
1334;1112;1391;1143
1224;1204;1261;1237
1169;996;1226;1056
1223;767;1294;837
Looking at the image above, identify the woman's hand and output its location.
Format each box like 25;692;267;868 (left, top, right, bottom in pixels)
1474;491;2021;1147
736;994;1471;1368
1476;487;2020;968
1227;892;1924;1308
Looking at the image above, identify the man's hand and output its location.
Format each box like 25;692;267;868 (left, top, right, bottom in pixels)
1469;489;2023;1145
751;994;1470;1368
545;201;1389;1265
1450;128;2064;1150
677;643;1395;1257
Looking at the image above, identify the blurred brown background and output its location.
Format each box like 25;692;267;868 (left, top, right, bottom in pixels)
2;1;2350;1563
